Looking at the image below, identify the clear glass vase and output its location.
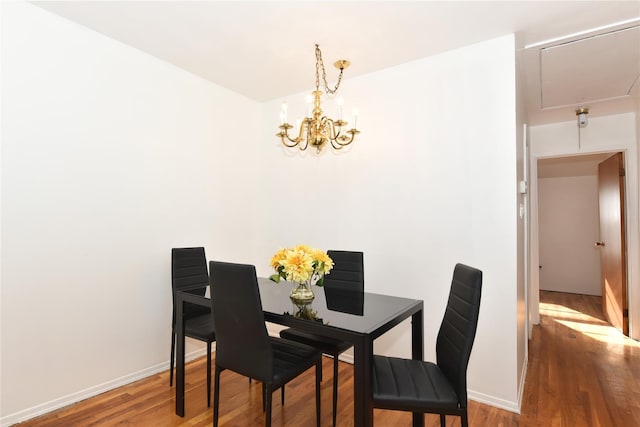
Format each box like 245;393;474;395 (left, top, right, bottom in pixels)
289;280;315;304
293;301;319;321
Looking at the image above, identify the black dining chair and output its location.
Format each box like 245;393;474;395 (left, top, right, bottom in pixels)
209;261;322;427
279;250;364;426
170;247;216;406
372;263;482;427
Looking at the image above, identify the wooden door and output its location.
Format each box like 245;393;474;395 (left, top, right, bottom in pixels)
597;152;628;335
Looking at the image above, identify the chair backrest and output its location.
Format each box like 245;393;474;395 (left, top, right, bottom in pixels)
171;248;209;322
209;261;273;382
324;250;364;293
172;247;209;294
435;263;482;407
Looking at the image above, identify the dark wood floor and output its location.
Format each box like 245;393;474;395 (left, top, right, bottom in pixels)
16;291;640;426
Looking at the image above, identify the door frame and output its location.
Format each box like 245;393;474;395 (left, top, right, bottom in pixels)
529;145;639;340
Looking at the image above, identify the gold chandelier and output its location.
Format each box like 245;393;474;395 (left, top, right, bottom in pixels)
276;44;360;153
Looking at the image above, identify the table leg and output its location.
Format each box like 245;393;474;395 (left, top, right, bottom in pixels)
353;336;373;427
412;309;424;427
176;297;185;416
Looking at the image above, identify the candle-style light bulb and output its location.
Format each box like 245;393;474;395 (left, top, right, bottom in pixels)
305;94;313;117
352;108;359;129
337;96;344;120
281;101;288;123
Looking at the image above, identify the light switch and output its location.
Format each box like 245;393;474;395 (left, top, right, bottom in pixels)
519;180;527;194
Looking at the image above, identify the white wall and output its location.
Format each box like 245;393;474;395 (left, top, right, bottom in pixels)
636;98;640;330
514;32;528;406
530;113;639;340
1;2;525;423
538;175;602;295
1;2;262;423
260;34;521;411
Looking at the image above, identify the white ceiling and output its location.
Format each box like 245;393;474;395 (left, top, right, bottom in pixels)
31;1;640;126
539;26;639;108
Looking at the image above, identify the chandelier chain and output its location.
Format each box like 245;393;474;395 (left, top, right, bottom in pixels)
315;44;344;95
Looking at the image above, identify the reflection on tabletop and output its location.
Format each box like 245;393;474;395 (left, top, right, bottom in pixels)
286;301;323;322
324;286;364;316
283;286;365;322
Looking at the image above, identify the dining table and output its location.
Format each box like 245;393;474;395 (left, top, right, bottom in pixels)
175;277;425;427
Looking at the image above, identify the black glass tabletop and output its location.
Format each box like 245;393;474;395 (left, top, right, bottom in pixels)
257;277;422;336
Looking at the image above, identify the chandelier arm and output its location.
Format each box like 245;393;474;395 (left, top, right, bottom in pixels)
329;139;345;150
333;130;357;147
297;120;308;142
323;117;350;146
324;118;339;141
300;126;310;151
280;135;300;148
278;127;302;147
321;116;331;137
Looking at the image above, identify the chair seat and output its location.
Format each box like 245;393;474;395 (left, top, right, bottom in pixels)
372;356;460;411
279;328;352;356
184;313;215;341
184;302;210;318
269;338;321;386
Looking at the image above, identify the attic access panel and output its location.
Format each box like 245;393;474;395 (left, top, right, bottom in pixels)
540;26;640;109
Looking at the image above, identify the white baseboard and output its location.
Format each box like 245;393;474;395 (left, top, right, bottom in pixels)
338;352;354;364
516;353;528;412
0;348;207;427
468;389;521;414
467;353;526;414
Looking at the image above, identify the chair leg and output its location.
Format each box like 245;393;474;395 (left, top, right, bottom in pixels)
316;359;322;427
461;410;469;427
262;383;266;412
281;384;285;405
440;414;446;427
332;355;339;427
265;384;273;427
207;341;212;407
213;367;221;427
169;329;175;386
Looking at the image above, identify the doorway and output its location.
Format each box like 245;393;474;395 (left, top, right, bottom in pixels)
536;152;628;334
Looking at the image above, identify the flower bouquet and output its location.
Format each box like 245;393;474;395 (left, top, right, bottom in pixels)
270;245;333;303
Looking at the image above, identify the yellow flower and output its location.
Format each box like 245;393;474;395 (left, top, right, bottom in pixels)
270;248;287;270
270;245;334;286
280;248;314;283
294;244;312;253
311;248;334;274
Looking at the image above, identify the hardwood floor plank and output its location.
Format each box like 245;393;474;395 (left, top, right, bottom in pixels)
15;291;640;426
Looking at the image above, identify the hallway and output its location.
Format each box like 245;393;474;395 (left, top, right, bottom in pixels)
519;291;640;426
